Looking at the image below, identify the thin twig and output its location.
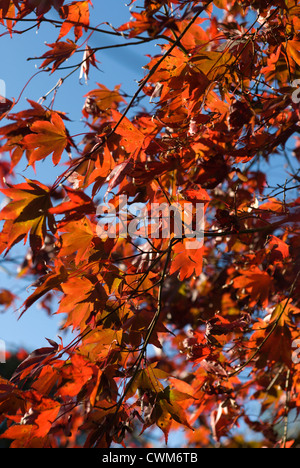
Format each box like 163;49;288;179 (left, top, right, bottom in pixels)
113;239;173;413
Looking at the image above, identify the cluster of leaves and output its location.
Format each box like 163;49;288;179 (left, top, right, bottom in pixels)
0;0;300;448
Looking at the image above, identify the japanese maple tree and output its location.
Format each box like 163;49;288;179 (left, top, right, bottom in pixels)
0;0;300;449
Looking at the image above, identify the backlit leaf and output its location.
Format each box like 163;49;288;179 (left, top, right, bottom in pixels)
0;179;54;254
23;112;69;166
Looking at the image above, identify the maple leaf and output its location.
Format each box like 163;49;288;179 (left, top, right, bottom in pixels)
0;288;16;310
40;40;78;73
104;158;134;198
267;234;290;264
0;424;36;447
118;11;164;38
285;40;300;70
0;0;12;17
83;84;126;119
0;96;13;119
58;217;95;265
1;396;61;447
232;266;274;308
25;0;64;16
23;112;70;166
20;262;68;318
79;327;123;362
57;274;108;330
1;0;300;450
0;179;55;255
0;0;17;32
181;187;211;204
59;354;94;397
170;240;204;281
58;1;91;41
11;340;60;383
0;376;26;417
111;110;146;158
141;385;194;444
0;101;70;166
248;300;295;368
211;400;241;442
49;186;95;221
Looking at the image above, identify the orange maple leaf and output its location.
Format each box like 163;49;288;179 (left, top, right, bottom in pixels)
58;217;95;265
40;40;78;73
170;240;204;281
23;112;69;166
111;109;146;158
58;1;91;41
0;179;55;254
83;84;126;119
285;40;300;71
232;266;273;308
248;301;294;367
25;0;64;16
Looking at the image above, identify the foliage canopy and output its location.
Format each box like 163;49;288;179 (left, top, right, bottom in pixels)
0;0;300;448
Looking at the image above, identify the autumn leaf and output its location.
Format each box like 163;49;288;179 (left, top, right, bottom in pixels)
0;0;12;17
57;274;108;330
31;400;61;438
170;240;204;281
155;400;173;443
0;179;55;254
59;354;94;397
79;327;123;361
0;288;16;310
59;1;91;41
83;83;126;118
23;112;69;166
11;340;60;383
232;266;274;308
285;40;300;68
1;0;300;450
248;300;294;368
154;386;194;443
58;217;95;265
0;424;36;444
190;49;235;81
0;0;17;32
111;110;146;158
25;0;64;16
49;186;95;220
181;187;211;204
0;101;70;169
118;11;164;38
267;234;290;263
40;40;78;73
129;363;168;397
104;158;133;197
20;262;68;318
0;96;13;118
